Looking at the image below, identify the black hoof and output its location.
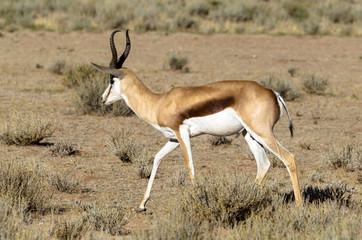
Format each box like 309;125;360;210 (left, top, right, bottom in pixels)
135;207;147;213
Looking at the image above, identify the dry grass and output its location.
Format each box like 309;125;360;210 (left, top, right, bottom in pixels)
49;60;66;75
208;136;232;146
324;142;361;172
164;52;189;72
50;174;90;194
303;73;329;95
0;113;54;146
106;129;152;178
63;64;134;116
260;75;299;101
50;140;77;157
2;0;360;36
0;157;52;214
135;174;360;240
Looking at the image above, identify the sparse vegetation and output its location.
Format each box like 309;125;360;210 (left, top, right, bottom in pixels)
0;113;54;145
260;75;299;101
1;0;360;36
0;158;52;214
324;142;361;172
165;53;189;72
303;73;329;95
50;174;89;194
50;141;77;157
49;60;66;75
208;136;232;146
106;129;152;178
63;64;133;116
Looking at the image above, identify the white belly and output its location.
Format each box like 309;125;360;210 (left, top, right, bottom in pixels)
183;108;243;137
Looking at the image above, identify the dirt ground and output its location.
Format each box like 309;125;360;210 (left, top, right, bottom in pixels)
0;30;361;234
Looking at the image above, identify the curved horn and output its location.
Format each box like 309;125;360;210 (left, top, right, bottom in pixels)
109;30;121;69
116;29;131;68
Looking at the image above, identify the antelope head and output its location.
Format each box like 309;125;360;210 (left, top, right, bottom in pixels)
92;30;131;105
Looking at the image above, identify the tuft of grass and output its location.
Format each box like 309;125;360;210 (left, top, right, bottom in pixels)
308;173;324;183
106;129;141;163
63;64;133;116
303;73;329;95
0;112;54;145
0;158;52;214
176;174;272;226
49;60;66;75
260;75;299;101
106;129;152;178
52;215;90;240
50;174;90;194
287;67;297;77
171;170;188;187
165;53;189;72
324;142;361;172
50;141;77;157
208;136;232;146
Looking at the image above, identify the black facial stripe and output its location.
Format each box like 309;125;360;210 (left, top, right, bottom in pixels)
110;77;114;85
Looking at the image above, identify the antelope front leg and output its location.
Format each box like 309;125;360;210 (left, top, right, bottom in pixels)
137;139;179;211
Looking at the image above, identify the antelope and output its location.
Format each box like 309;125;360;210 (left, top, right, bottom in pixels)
92;30;303;211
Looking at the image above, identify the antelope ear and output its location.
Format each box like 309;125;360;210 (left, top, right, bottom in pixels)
91;63;124;79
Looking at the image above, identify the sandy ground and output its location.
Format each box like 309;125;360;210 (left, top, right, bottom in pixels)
0;30;361;232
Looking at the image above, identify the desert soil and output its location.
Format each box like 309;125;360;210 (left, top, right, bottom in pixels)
0;30;361;233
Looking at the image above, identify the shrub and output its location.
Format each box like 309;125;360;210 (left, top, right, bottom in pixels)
63;64;133;116
0;112;54;145
50;174;90;194
0;197;42;240
165;53;189;72
52;215;90;240
176;174;272;226
106;129;152;178
308;173;324;183
324;142;361;171
50;141;77;157
260;75;299;101
0;158;52;213
49;60;66;75
303;73;329;95
83;202;129;236
231;198;360;239
208;136;232;146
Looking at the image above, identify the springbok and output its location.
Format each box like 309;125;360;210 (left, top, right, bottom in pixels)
92;30;303;211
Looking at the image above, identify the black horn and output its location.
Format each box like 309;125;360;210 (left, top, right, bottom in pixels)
116;29;131;69
109;30;121;69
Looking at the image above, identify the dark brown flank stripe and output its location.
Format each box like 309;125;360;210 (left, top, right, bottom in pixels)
177;96;235;123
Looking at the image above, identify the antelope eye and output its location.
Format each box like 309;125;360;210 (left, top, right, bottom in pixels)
110;78;114;85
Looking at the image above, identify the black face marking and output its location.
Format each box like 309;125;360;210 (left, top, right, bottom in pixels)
110;77;114;85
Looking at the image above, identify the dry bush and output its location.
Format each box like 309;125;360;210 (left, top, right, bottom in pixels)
49;60;66;75
260;75;299;101
171;170;188;187
0;197;42;240
64;64;133;116
308;173;324;183
176;174;272;226
50;141;77;157
0;158;52;214
303;73;329;95
324;142;361;172
0;113;54;145
50;174;90;194
165;53;189;72
208;136;232;146
106;129;152;178
52;215;90;240
231;199;361;239
83;202;130;236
